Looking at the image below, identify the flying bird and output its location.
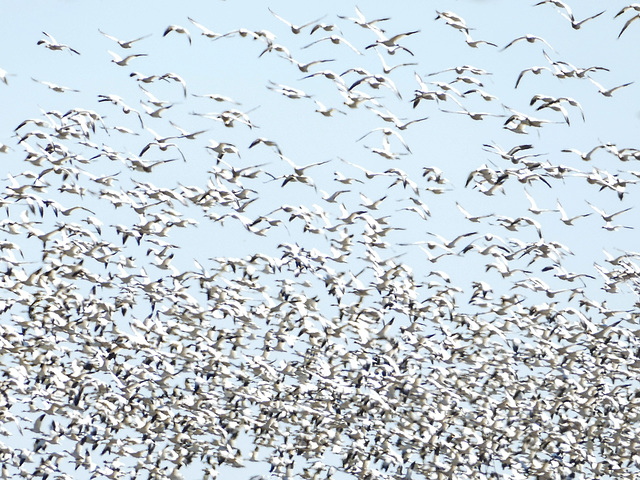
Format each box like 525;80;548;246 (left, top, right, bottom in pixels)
338;6;390;31
586;202;632;223
365;29;420;56
0;67;13;85
193;93;241;104
37;31;80;54
588;78;634;97
314;100;346;117
268;9;325;34
286;57;335;73
303;35;363;55
108;50;147;66
615;4;640;18
161;72;188;97
561;10;605;30
463;32;498;48
188;17;225;39
556;200;591;226
31;77;79;93
515;66;553;88
501;34;555;52
99;29;151;48
163;25;192;44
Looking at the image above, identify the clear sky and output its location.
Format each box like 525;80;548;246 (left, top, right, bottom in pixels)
1;0;640;479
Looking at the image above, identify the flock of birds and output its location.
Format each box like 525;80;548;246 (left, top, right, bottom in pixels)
2;1;640;479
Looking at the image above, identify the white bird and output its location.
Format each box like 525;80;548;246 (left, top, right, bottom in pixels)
269;9;325;34
588;78;634;97
249;137;282;154
108;50;147;66
365;29;420;56
188;17;225;39
534;0;573;16
207;140;240;161
302;35;363;55
310;22;342;35
314;100;346;117
463;88;498;102
515;66;553;88
561;10;605;30
357;127;411;152
37;31;80;54
375;49;416;74
99;29;151;48
615;4;640;18
169;121;208;140
139;86;170;108
524;189;556;215
130;71;162;83
349;74;401;99
193;93;241;104
280;155;331;176
456;202;493;223
359;193;387;210
428;231;478;250
140;101;173;118
267;81;312;99
441;109;504;121
0;67;13;85
435;10;471;34
561;145;604;161
463;32;498;48
338;6;390;31
364;136;406;160
140;140;185;162
160;72;188;97
31;77;79;93
501;34;555;52
533;95;585;123
321;189;350;203
555;201;591;226
163;25;192;44
586;202;632;223
286;57;335;73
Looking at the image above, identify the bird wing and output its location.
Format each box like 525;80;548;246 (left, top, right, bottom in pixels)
579;10;605;25
610;81;634;94
107;50;122;62
301;37;326;49
619;14;640;38
128;33;152;45
98;29;119;42
501;37;521;50
42;31;58;43
611;207;633;219
269;9;293;27
188;17;216;36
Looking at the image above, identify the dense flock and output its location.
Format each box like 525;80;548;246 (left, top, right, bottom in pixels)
1;1;640;479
